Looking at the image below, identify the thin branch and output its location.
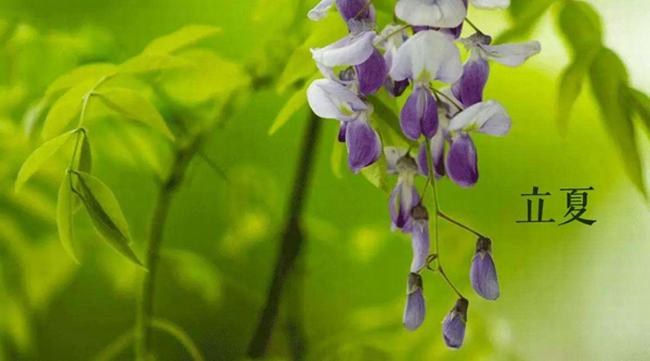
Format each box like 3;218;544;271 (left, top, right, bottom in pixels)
247;112;322;359
136;137;202;361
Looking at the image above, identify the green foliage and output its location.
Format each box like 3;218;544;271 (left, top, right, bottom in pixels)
95;87;174;140
504;0;649;195
142;25;221;55
15;128;78;193
56;172;78;263
73;170;142;266
589;48;647;198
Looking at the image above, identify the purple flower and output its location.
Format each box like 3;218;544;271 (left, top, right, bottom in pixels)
409;204;430;272
442;298;468;349
356;49;388;96
445;100;510;187
389;30;462;140
400;86;439;140
452;53;489;107
453;33;541;107
416;130;445;178
385;147;420;231
307;79;381;172
308;0;376;33
470;237;500;300
403;272;425;330
389;30;462;86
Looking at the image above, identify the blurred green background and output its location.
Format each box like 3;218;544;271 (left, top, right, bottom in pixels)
0;0;649;360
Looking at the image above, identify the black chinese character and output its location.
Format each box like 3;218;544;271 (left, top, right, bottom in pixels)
516;186;555;223
559;187;596;226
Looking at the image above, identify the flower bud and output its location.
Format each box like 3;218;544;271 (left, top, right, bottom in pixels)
442;297;468;348
403;273;425;330
470;237;500;300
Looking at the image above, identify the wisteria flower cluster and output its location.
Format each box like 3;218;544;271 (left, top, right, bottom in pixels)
306;0;539;349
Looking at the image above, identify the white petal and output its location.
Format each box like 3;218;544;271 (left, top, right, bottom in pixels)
311;31;376;67
308;0;334;21
384;146;409;173
389;30;462;84
448;100;511;135
307;79;367;121
470;0;509;9
478;41;541;67
395;0;467;28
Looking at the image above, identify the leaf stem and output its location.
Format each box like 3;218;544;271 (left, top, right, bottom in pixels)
437;210;486;239
424;139;464;298
432;88;464;111
464;18;484;35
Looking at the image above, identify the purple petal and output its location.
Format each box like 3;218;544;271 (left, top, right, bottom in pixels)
346;119;381;173
336;0;373;22
452;56;489;108
385;78;410;97
470;237;499;300
400;87;438;140
403;288;425;330
431;131;446;177
420;88;439;138
446;134;478;187
410;220;430;272
442;298;468;349
356;49;388;96
389;181;420;231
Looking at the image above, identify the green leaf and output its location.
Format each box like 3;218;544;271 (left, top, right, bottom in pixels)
557;0;603;55
627;87;650;136
56;172;79;264
497;0;557;43
119;53;191;74
45;63;117;97
361;157;390;193
15;129;78;193
159;49;250;106
556;56;593;133
143;25;221;55
268;73;319;135
78;132;92;173
96;88;174;140
42;82;92;139
276;47;316;93
589;48;647;197
74;171;143;267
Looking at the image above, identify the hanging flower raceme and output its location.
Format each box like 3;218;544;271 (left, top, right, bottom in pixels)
445;100;511;187
453;32;541;107
304;0;539;350
442;298;469;348
385;147;421;231
390;30;462;140
470;237;500;300
307;79;381;172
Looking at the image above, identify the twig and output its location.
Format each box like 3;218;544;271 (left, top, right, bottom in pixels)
247;112;322;358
